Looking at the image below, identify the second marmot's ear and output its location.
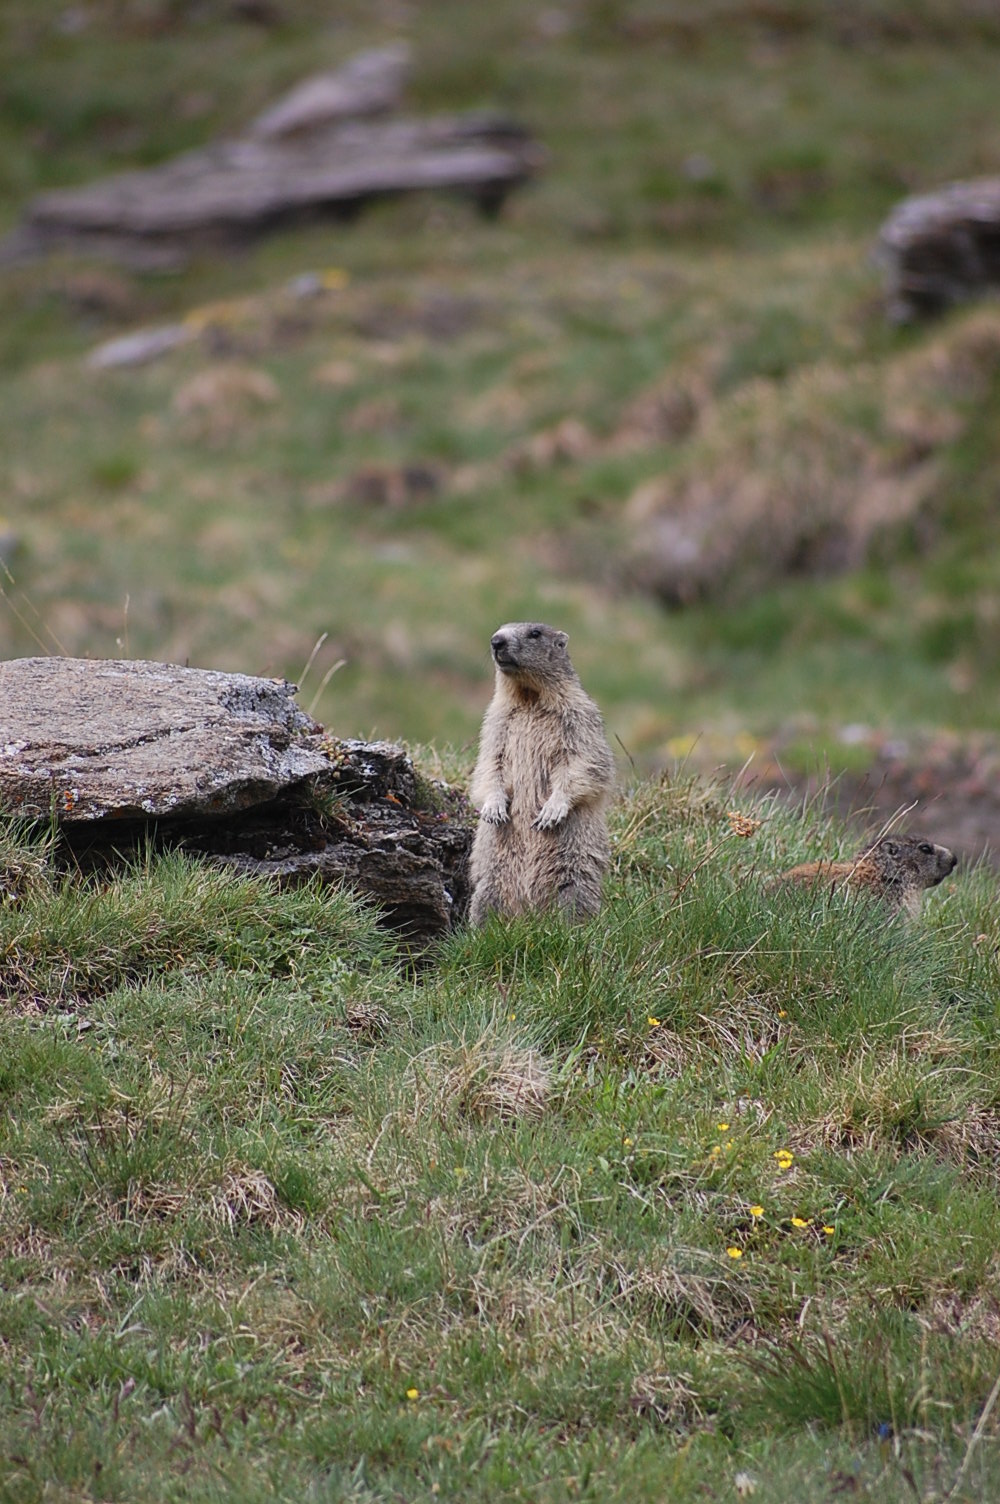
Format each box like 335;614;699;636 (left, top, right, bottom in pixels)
554;632;568;651
883;840;899;856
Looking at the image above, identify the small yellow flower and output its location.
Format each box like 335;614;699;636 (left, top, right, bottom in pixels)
508;1013;516;1021
717;1122;729;1131
790;1216;811;1228
454;1166;465;1178
709;1145;722;1159
749;1204;764;1218
647;1015;661;1028
623;1137;634;1147
406;1388;419;1400
773;1149;794;1170
726;1246;743;1259
777;1009;787;1018
823;1225;835;1235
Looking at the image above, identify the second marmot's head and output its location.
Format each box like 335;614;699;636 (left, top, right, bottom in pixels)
864;835;958;892
490;622;575;685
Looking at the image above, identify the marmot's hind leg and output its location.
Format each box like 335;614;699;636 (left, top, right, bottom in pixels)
470;877;505;926
555;875;600;921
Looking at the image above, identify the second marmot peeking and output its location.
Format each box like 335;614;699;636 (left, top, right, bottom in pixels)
778;834;957;915
468;622;615;924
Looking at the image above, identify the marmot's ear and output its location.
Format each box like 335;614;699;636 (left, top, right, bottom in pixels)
554;631;568;651
883;840;899;856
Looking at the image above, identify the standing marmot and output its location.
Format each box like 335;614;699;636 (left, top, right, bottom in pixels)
468;622;615;924
778;834;957;915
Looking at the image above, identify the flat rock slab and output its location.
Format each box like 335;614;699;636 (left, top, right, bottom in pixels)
0;657;473;941
877;177;1000;321
0;657;327;821
3;114;542;268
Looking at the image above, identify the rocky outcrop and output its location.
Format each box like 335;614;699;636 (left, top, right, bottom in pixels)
0;657;473;943
0;46;542;269
0;657;330;822
877;177;1000;322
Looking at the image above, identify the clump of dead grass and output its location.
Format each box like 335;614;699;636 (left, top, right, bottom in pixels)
626;307;1000;605
626;363;927;604
209;1166;296;1234
343;998;392;1040
629;1367;715;1433
405;1029;552;1124
935;1108;1000;1186
106;1156;297;1234
0;819;54;904
608;1247;750;1335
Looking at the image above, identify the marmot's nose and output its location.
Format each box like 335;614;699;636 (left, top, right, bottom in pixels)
491;634;507;652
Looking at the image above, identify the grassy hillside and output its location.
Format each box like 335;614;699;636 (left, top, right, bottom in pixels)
2;0;1000;769
3;783;1000;1502
4;6;1000;1498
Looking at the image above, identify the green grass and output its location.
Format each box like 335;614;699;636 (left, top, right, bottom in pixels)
4;11;1000;1490
2;2;1000;767
3;779;1000;1500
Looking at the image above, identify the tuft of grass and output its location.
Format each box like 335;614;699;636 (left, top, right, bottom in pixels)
0;835;390;1006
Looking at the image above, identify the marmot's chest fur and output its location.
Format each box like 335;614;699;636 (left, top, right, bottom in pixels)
494;699;578;818
468;622;615;923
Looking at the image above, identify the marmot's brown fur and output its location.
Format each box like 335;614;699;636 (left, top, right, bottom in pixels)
778;834;957;915
468;622;615;924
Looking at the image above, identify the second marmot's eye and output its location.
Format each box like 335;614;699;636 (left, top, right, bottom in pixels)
919;843;934;854
527;628;541;639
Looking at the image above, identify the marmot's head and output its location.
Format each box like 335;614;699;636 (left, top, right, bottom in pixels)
864;834;957;892
490;622;574;687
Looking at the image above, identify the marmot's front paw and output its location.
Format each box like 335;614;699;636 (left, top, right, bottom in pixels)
533;793;570;829
479;793;509;824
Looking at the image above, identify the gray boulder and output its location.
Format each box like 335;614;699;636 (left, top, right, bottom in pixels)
877;177;1000;321
0;39;542;269
0;657;472;941
0;657;328;821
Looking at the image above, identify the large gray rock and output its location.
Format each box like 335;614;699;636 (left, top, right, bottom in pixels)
877;177;1000;321
0;38;542;270
0;657;473;941
0;657;328;821
13;116;539;251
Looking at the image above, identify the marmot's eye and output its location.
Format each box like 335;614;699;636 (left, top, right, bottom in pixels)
527;628;541;639
919;842;934;855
